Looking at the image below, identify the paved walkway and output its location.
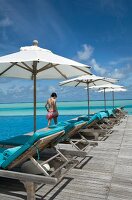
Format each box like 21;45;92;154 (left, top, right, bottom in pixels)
0;115;132;200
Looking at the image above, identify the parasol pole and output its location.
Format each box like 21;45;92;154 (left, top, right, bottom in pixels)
33;61;37;133
32;40;39;133
86;82;90;118
112;90;114;109
104;88;106;111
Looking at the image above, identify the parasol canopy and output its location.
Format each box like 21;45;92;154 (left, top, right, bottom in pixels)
0;40;91;132
60;75;117;117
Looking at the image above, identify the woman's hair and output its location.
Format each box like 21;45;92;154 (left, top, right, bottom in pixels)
51;92;57;98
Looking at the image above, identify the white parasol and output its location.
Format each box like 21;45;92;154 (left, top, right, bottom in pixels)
59;75;117;117
90;84;124;110
98;87;127;109
0;40;91;132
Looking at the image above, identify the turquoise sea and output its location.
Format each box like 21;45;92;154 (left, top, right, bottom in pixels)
0;99;132;140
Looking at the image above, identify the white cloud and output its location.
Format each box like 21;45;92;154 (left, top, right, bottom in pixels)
110;68;124;79
105;64;132;88
74;44;132;90
90;58;106;76
109;57;132;65
77;44;94;61
30;85;42;92
75;44;108;77
9;86;25;93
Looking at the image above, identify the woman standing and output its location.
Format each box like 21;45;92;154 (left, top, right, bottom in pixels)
45;93;59;126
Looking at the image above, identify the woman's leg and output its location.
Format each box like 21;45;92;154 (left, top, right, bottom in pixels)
48;119;51;126
53;117;58;125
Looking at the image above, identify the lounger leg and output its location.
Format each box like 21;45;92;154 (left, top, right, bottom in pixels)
23;181;36;200
29;156;50;176
70;140;81;151
93;132;99;140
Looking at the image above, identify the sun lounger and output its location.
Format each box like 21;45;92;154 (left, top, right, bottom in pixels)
0;127;79;199
114;107;128;119
97;111;115;128
105;109;121;125
0;120;93;155
62;120;97;151
45;120;96;154
79;112;113;140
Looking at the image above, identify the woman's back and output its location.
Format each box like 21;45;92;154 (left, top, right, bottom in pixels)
48;98;57;111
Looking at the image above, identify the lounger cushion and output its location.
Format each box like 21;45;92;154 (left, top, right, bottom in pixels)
86;114;99;125
49;121;74;133
27;127;64;145
77;114;93;121
97;112;108;119
106;109;116;117
68;119;84;125
0;154;5;166
3;146;22;159
1;127;64;169
53;121;75;142
0;148;7;153
0;125;64;146
0;135;31;146
0;148;9;166
0;123;69;147
73;120;85;126
1;142;31;168
59;120;85;142
78;116;89;121
48;125;58;128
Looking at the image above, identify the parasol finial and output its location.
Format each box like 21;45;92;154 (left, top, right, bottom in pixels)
33;40;39;46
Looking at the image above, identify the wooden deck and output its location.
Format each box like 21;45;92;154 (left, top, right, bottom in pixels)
0;115;132;200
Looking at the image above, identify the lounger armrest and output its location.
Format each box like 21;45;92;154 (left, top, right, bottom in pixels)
0;169;57;185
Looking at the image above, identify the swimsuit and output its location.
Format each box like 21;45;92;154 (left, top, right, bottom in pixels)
46;110;58;120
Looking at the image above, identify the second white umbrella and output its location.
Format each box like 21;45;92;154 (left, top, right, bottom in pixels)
60;75;117;117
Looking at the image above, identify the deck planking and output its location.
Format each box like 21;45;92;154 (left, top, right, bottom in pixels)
0;115;132;199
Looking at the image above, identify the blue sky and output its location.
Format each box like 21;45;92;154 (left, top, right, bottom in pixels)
0;0;132;103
